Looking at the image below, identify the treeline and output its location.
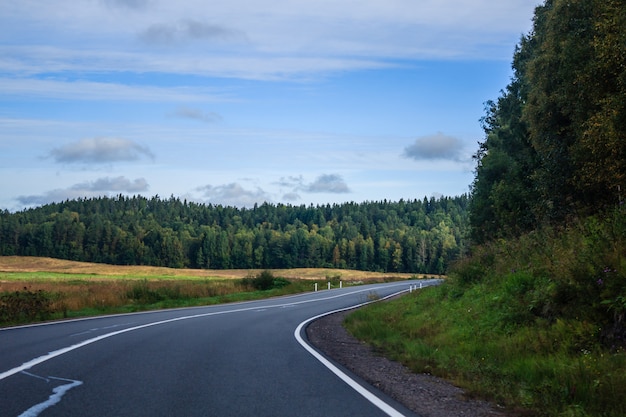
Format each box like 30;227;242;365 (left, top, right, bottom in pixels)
470;0;626;242
466;0;626;348
0;195;469;274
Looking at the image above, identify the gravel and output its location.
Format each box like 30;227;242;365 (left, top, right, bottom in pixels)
306;309;512;417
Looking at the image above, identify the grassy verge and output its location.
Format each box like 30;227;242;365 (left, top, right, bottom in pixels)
0;274;339;326
0;258;418;327
345;212;626;417
346;283;626;417
0;275;303;325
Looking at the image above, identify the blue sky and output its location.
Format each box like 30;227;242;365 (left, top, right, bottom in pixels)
0;0;538;211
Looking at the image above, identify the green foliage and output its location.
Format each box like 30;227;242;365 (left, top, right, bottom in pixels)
0;287;54;323
347;273;626;416
0;195;470;275
347;206;626;415
471;0;626;239
241;270;291;291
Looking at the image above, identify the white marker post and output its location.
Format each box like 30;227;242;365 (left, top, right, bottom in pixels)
315;283;318;292
328;282;331;290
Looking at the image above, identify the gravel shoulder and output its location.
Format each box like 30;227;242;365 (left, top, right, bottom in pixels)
306;309;511;417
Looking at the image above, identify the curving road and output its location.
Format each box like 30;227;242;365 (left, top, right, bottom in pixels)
1;280;440;417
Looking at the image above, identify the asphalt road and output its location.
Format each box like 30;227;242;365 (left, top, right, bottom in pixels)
1;280;440;417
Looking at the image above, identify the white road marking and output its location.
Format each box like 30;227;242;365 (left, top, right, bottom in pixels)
18;372;83;417
294;289;416;417
3;281;438;417
69;322;136;337
0;283;415;382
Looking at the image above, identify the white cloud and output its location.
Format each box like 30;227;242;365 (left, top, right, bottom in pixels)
0;1;536;81
50;138;154;164
0;76;225;102
196;182;272;207
139;20;247;45
171;106;223;123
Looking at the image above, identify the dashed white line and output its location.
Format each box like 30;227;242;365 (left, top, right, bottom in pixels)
3;281;437;416
0;284;412;382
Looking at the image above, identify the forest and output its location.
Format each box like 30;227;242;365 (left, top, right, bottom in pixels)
0;195;469;274
470;0;625;242
345;3;626;415
466;0;626;353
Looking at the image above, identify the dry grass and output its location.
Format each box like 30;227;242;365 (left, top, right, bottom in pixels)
0;256;430;323
0;256;424;281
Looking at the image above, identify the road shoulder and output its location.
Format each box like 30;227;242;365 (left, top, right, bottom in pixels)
306;309;509;417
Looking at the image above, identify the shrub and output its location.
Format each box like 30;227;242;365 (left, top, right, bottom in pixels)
241;270;291;291
0;287;54;323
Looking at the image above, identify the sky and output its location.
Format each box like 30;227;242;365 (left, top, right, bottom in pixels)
0;0;538;211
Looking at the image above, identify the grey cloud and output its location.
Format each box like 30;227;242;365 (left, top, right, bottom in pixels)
304;174;350;194
197;182;271;207
173;106;222;123
17;189;86;206
276;175;304;188
139;20;247;45
282;192;301;201
17;176;149;206
403;133;464;161
50;138;154;164
101;0;151;10
277;174;350;194
72;176;149;192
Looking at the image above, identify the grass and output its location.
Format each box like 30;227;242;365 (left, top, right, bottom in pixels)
0;256;421;281
345;211;626;417
346;282;626;417
0;256;420;326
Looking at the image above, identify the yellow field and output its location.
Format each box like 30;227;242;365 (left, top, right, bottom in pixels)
0;256;422;281
0;256;431;323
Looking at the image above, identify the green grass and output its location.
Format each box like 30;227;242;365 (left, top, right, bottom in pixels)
345;210;626;417
346;282;626;416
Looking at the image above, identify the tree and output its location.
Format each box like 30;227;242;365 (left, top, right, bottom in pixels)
471;0;626;241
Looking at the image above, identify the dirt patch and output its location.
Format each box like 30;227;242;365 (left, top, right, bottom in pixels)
306;310;511;417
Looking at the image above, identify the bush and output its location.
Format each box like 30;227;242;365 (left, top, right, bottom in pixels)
241;270;291;291
0;287;54;323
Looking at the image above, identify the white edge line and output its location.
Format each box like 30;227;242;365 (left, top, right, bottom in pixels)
0;282;428;382
294;289;411;417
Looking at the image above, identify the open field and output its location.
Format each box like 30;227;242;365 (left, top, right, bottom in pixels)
0;256;422;281
0;256;429;327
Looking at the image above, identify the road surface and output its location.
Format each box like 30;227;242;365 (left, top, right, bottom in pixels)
1;280;439;416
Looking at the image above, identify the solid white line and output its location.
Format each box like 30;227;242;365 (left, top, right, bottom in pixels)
293;290;410;417
0;283;415;381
